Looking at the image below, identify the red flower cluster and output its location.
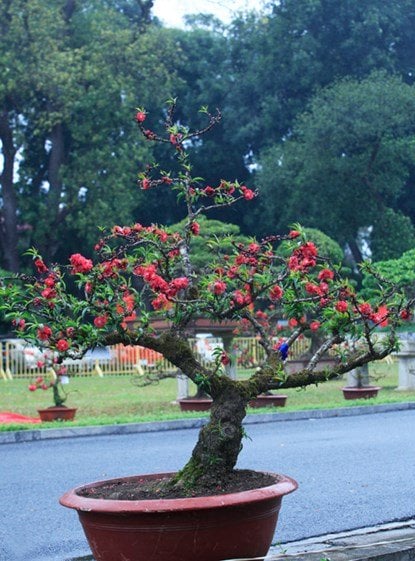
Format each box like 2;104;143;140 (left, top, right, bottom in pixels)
269;285;283;301
288;242;318;272
28;376;51;392
70;253;93;274
34;258;48;273
37;325;52;341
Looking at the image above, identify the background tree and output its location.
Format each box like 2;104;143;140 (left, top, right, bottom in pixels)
254;72;415;262
361;248;415;301
0;0;180;270
225;0;415;158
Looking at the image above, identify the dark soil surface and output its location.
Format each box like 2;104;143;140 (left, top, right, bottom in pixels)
77;470;279;500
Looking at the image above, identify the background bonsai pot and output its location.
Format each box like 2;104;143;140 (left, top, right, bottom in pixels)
37;406;77;422
59;471;298;561
178;397;213;411
341;386;381;400
342;365;381;399
249;393;288;408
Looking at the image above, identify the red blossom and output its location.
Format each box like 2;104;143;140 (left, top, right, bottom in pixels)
357;302;373;317
220;352;231;366
211;280;227;295
113;226;132;236
37;325;52;341
305;282;321;295
151;293;170;310
28;384;37;392
241;186;255;200
143;129;156;140
94;315;108;328
34;258;48;273
41;287;57;299
135;111;146;123
169;277;189;296
288;242;318;272
247;243;260;254
288;230;301;239
372;305;389;327
310;321;321;331
70;253;93;274
190;222;200;235
269;285;283;301
400;309;411;320
142;178;151;190
232;290;246;306
56;339;70;352
318;269;334;281
335;301;348;313
204;186;216;197
148;274;169;294
44;276;56;288
101;258;127;278
12;318;26;331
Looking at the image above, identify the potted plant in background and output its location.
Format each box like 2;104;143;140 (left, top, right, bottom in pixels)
2;102;414;561
340;339;382;399
27;354;77;421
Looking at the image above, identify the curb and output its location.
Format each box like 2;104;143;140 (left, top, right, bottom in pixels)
1;401;415;445
268;519;415;561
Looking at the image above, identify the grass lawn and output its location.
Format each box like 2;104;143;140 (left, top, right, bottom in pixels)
1;360;414;431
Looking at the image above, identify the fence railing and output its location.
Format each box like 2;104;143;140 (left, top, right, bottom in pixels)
0;336;311;380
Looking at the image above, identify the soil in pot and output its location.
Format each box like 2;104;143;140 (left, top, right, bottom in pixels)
37;406;77;422
60;470;298;561
78;469;275;499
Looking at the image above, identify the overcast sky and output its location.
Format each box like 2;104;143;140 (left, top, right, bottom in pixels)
152;0;266;28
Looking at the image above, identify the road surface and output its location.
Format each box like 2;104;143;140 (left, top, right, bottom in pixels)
1;408;415;560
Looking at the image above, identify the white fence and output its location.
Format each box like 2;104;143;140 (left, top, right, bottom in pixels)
0;336;310;380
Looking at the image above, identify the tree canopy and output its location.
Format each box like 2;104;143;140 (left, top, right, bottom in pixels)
1;0;415;272
255;72;415;262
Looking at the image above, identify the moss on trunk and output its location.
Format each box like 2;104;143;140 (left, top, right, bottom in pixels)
175;381;250;489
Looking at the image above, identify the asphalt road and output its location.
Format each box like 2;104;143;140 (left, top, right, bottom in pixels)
2;408;415;561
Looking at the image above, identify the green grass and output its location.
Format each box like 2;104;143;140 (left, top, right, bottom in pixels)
1;361;414;431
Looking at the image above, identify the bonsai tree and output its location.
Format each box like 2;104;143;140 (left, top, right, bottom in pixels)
2;101;414;492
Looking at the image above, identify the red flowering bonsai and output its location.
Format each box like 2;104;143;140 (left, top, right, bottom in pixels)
2;100;414;490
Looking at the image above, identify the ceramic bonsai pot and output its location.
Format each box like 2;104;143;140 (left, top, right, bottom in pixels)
37;406;77;422
341;386;381;400
178;397;213;412
249;394;288;408
60;471;298;561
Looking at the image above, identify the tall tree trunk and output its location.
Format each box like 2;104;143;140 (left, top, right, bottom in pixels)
43;122;66;261
0;110;19;272
347;237;364;266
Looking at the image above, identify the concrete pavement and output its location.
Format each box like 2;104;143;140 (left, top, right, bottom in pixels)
3;402;415;561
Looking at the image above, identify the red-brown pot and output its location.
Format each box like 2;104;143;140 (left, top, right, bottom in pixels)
60;471;298;561
249;394;288;408
178;397;213;412
341;386;381;400
37;406;77;422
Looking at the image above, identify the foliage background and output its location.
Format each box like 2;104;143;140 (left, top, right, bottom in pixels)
1;0;415;278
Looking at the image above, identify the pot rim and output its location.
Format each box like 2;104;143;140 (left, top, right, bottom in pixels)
59;471;298;513
341;386;381;391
